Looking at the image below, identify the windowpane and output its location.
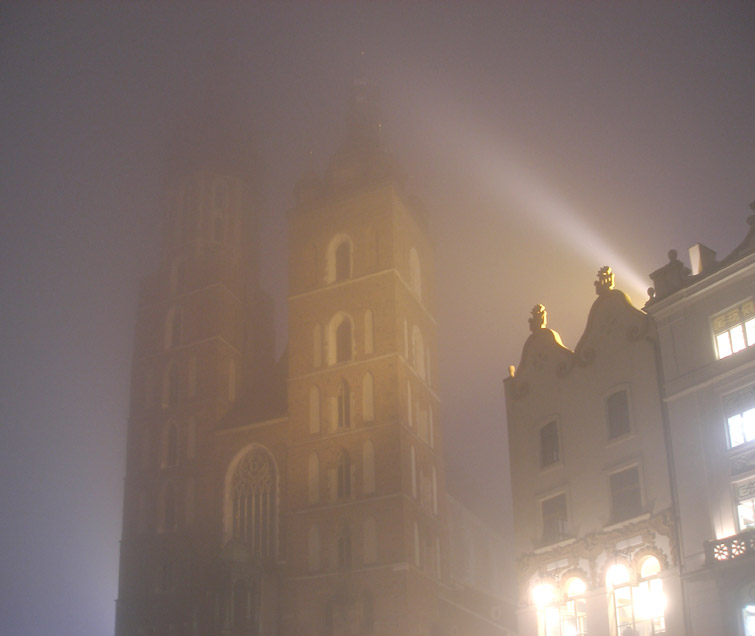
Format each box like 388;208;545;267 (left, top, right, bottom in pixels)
541;494;567;544
717;332;733;358
727;406;755;448
738;497;755;530
747;318;755;346
743;604;755;636
540;421;559;467
610;467;642;523
731;324;746;353
607;390;630;439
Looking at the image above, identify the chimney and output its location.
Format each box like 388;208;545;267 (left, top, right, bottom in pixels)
689;243;717;276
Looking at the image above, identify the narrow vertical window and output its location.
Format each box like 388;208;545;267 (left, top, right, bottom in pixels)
187;355;197;398
724;387;755;449
186;417;196;459
313;323;323;367
541;493;567;544
337;451;351;498
228;359;237;402
338;381;351;429
309;386;321;434
230;448;276;557
337;525;352;569
336;319;352;363
335;241;351;281
607;390;631;439
540;421;559;467
364;310;374;355
362;372;374;423
610;466;642;523
308;453;320;504
362;440;375;494
412;326;426;379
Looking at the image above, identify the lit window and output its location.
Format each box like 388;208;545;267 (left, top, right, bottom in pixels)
560;577;587;636
735;477;755;531
540;421;559;467
541;493;567;545
609;557;666;636
724;388;755;448
610;466;642;523
743;604;755;636
713;300;755;359
607;390;631;440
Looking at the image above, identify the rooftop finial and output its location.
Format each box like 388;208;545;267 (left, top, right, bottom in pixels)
595;266;615;295
529;304;547;332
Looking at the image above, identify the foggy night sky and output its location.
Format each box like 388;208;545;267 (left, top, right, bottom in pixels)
1;3;753;635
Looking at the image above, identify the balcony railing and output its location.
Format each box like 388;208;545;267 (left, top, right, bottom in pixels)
704;528;755;565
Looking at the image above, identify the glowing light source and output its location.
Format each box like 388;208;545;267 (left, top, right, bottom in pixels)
532;582;556;608
606;563;630;588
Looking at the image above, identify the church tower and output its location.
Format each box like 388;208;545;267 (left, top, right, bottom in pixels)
282;80;449;635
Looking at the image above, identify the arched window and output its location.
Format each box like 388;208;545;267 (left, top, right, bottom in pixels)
328;313;354;365
308;525;320;572
364;310;374;355
308;453;320;504
409;247;422;300
412;325;425;379
362;372;374;423
165;306;183;349
363;440;375;494
309;386;321;434
337;451;351;499
608;558;665;636
337;525;352;569
338;381;351;429
313;323;322;367
326;235;353;283
336;320;352;363
335;241;351;281
163;362;180;407
363;516;377;564
229;447;276;557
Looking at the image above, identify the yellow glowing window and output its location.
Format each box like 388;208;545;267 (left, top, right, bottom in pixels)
713;300;755;359
735;478;755;531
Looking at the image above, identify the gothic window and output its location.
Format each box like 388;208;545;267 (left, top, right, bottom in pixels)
308;525;320;571
309;386;321;433
409;247;422;300
362;372;374;423
541;493;567;545
165;306;183;349
724;387;755;448
308;453;320;505
337;320;352;363
607;390;631;440
610;466;642;523
412;326;425;379
364;310;374;354
362;440;375;494
338;381;351;429
230;447;276;557
337;525;352;569
313;323;323;367
337;451;352;499
540;421;559;467
326;235;353;283
363;516;377;564
713;300;755;359
328;313;354;365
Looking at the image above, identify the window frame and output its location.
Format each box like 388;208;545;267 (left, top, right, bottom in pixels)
606;387;632;441
609;464;643;524
540;491;568;546
539;419;561;469
712;299;755;359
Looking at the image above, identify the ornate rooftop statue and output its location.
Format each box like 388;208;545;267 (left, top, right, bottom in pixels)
595;266;615;295
528;304;547;332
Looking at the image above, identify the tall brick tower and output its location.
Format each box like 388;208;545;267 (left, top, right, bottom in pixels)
282;80;449;634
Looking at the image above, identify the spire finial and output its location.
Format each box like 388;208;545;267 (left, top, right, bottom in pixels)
529;304;547;332
595;266;615;295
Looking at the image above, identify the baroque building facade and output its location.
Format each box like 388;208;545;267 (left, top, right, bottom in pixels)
505;205;755;636
115;85;514;636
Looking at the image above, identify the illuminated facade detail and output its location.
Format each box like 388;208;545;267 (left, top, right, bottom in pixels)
506;267;679;636
608;557;666;636
725;387;755;449
230;448;276;557
116;86;514;636
713;300;755;359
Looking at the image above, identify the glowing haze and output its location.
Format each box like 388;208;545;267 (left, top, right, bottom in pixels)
0;3;752;634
